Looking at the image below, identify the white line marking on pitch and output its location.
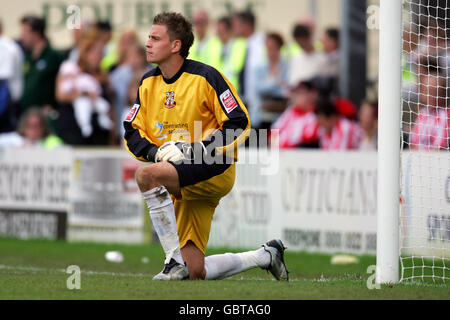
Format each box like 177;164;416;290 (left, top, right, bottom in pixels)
0;264;153;278
0;264;445;286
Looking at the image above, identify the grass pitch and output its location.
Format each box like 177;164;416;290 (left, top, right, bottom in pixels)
0;237;448;300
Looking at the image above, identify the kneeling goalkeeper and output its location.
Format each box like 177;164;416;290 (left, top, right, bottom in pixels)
124;12;288;281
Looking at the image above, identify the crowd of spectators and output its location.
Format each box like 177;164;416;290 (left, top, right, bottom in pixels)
0;10;448;151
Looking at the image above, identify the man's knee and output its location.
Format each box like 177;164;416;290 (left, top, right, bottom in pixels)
135;164;161;192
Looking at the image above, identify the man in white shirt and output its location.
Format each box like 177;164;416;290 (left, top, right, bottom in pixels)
232;11;266;129
321;28;340;78
0;19;24;103
288;24;327;87
0;19;24;133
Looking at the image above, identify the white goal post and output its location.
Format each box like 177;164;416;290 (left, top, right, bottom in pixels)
377;0;450;284
376;0;402;284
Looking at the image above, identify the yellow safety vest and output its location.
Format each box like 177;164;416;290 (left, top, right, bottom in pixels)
189;37;247;94
188;36;222;66
42;135;64;149
221;37;247;93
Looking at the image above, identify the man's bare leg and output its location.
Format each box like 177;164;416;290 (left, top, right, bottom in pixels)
181;241;206;280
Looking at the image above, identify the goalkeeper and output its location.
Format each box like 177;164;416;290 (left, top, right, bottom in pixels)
123;12;288;281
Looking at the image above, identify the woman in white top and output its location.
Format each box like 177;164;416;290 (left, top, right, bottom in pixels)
55;26;112;145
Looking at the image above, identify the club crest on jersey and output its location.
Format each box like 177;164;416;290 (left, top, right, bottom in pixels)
125;104;140;122
220;89;238;113
164;91;176;109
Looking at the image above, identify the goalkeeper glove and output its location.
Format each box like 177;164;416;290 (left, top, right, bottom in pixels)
154;141;207;163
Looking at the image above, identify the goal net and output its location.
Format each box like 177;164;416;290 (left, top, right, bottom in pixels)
400;0;450;283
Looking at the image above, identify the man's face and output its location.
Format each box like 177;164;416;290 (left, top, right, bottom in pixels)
20;23;37;49
216;21;231;44
232;17;245;38
266;37;280;62
193;12;209;39
145;24;178;64
24;115;45;141
321;33;337;54
292;87;317;110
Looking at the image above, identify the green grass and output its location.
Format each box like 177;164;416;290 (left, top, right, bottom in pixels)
0;237;448;300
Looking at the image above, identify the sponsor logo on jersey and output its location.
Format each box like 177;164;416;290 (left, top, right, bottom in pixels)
164;91;176;108
125;104;140;122
220;89;238;113
155;122;168;140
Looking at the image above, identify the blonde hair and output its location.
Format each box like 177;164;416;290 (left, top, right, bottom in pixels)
77;26;103;74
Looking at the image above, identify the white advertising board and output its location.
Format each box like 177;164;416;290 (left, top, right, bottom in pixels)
278;150;378;254
401;151;450;258
0;147;72;239
68;149;145;243
1;147;446;255
0;147;72;211
211;149;378;254
0;147;145;243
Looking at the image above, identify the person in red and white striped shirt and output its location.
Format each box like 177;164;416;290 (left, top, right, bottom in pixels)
409;69;450;150
270;80;319;148
315;95;363;150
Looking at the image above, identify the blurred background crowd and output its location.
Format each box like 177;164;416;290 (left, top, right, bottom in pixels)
0;5;448;151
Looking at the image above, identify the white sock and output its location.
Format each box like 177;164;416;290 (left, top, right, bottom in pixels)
142;186;184;265
204;247;270;280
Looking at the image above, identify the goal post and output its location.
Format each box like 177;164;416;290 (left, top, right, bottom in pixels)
376;0;402;284
378;0;450;285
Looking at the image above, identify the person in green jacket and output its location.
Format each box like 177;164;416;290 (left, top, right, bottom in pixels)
19;15;63;117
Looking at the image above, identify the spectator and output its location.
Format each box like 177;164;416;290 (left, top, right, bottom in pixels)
306;75;357;120
215;16;233;71
189;10;221;66
414;20;447;63
55;26;113;146
315;95;363;150
62;20;88;62
232;10;266;128
270;80;320;149
0;79;14;134
358;99;378;150
254;32;289;130
0;19;23;132
110;43;152;139
115;29;140;68
214;15;246;92
402;25;419;104
18;108;64;148
19;15;63;116
0;107;63;149
408;60;449;150
288;24;327;86
97;20;117;73
320;27;340;78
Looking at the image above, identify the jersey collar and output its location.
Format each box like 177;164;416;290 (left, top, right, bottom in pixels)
161;59;188;84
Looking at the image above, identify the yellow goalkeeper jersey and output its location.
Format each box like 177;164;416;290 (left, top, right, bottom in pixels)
123;59;250;162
